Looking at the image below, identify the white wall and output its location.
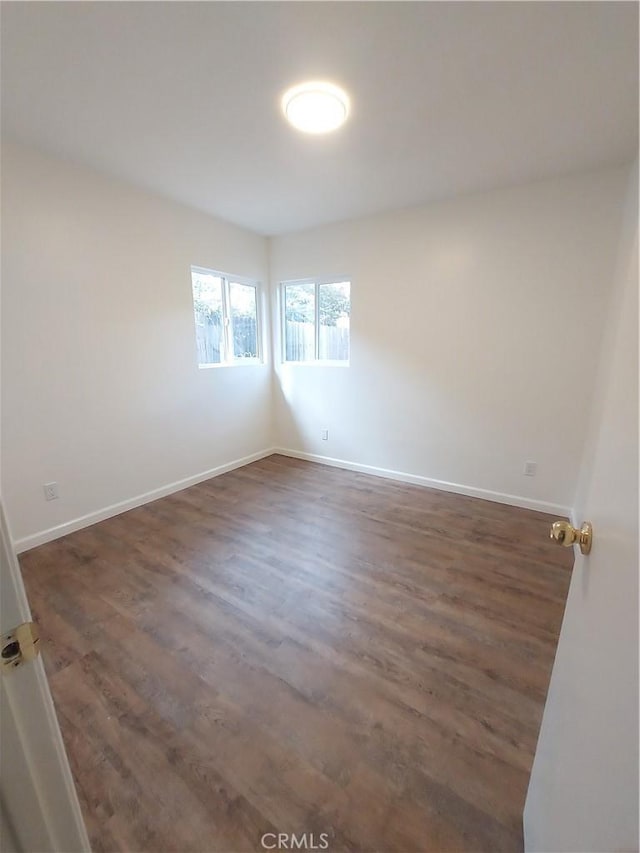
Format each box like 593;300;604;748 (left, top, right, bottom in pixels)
270;168;630;512
2;145;632;548
524;162;639;852
1;143;271;545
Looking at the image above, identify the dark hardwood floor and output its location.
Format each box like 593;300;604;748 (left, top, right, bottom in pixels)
20;454;573;853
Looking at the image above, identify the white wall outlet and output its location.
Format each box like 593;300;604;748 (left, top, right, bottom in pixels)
523;461;537;477
321;429;329;440
43;482;59;501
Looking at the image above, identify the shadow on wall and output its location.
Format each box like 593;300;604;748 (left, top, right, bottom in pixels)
270;246;592;511
273;323;481;475
273;366;307;452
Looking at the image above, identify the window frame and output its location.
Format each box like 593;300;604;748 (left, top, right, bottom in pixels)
281;277;351;366
191;265;263;368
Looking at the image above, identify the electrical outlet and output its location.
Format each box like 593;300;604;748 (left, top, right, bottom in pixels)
43;482;59;501
321;429;329;440
523;461;537;477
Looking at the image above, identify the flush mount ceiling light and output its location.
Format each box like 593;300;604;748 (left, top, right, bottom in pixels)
281;81;350;134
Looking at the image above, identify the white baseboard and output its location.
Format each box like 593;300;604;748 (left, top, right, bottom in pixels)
14;445;570;554
273;447;572;517
13;448;277;554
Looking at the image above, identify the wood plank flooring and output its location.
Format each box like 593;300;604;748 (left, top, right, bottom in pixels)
19;454;573;853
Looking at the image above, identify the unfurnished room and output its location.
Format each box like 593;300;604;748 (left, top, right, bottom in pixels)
0;2;638;852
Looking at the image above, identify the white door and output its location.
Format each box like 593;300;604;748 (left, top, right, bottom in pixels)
524;167;638;851
0;502;90;852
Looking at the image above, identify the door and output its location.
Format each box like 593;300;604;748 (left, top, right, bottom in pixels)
0;501;90;852
524;165;638;851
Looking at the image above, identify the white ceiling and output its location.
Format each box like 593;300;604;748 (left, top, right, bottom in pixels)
2;2;637;236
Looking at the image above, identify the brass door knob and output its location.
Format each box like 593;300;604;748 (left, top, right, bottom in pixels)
550;520;593;555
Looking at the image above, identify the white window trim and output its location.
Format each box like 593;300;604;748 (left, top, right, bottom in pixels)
281;276;351;366
191;266;263;368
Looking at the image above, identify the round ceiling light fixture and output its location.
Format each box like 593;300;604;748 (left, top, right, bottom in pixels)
281;81;350;134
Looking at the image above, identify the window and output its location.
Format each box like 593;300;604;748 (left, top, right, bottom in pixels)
283;279;350;363
191;267;261;367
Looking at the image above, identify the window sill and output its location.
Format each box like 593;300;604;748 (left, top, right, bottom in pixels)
198;360;264;369
281;360;350;367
